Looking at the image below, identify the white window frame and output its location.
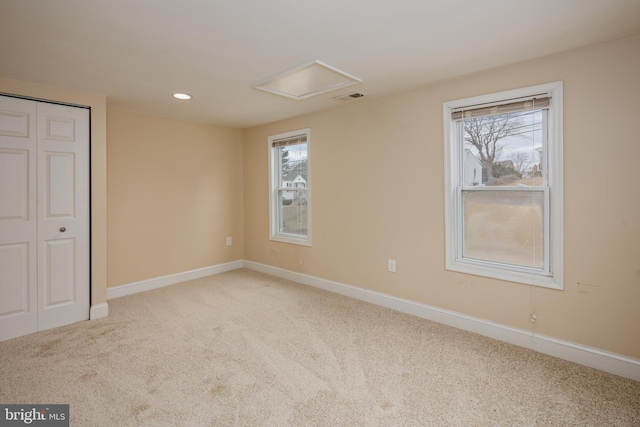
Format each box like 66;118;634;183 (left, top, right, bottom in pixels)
443;82;563;289
268;128;312;246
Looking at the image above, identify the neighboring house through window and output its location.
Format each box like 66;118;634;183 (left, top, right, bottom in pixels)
443;82;563;289
269;128;311;246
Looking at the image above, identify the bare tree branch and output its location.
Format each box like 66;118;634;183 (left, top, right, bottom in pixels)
463;113;523;183
511;152;531;176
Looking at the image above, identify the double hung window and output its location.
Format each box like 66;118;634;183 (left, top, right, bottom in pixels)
443;82;563;289
268;128;311;246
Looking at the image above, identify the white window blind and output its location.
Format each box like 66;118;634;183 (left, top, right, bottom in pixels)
452;96;550;120
272;134;307;148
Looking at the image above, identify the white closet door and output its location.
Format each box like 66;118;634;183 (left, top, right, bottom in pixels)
0;95;89;341
0;96;38;340
36;102;89;331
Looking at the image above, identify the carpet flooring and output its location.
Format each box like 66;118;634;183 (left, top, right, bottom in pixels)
1;269;639;426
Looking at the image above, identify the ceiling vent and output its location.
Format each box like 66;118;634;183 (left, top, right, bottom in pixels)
333;92;366;101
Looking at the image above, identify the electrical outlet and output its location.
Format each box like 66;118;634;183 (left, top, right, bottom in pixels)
226;236;232;246
530;313;537;323
388;259;396;273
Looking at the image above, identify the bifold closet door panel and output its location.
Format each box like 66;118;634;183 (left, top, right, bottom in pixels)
0;96;38;341
36;101;90;331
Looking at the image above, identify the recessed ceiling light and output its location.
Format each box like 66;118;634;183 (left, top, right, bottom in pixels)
173;93;192;100
252;60;362;100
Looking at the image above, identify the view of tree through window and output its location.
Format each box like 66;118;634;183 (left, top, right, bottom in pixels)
463;110;543;187
461;108;546;270
277;143;308;236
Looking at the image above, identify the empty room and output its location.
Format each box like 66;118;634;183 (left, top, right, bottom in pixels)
1;1;639;425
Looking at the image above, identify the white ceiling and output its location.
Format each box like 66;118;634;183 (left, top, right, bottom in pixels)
1;0;639;128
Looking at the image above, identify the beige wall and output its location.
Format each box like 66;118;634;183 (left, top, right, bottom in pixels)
0;77;108;308
3;36;638;360
243;36;640;359
107;109;243;287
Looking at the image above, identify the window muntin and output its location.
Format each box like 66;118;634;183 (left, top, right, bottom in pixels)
269;129;311;246
444;82;563;289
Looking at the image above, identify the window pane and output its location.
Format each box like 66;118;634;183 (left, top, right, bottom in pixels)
463;190;544;269
279;143;307;180
278;190;308;236
463;110;544;187
278;141;308;237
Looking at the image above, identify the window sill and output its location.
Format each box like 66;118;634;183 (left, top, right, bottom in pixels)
270;234;312;247
446;259;563;290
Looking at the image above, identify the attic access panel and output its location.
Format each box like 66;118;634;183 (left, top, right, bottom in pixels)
252;60;362;100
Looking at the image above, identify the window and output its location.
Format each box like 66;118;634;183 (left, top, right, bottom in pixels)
269;128;311;246
443;82;563;289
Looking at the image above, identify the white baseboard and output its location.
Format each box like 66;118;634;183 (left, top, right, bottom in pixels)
243;260;640;382
90;302;109;319
107;260;244;300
